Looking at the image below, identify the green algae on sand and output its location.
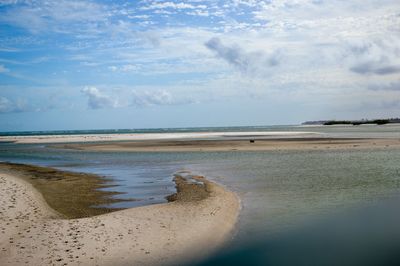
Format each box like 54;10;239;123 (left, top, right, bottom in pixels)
166;174;211;203
0;162;135;219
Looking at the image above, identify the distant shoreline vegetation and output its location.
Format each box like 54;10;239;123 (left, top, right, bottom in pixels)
302;118;400;126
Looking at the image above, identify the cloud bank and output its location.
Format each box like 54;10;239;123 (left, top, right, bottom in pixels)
81;87;118;109
81;87;195;110
347;38;400;76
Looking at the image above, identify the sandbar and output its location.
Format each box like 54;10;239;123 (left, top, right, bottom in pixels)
0;164;240;266
0;131;319;144
60;137;400;152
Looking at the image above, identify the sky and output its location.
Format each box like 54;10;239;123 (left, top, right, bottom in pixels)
0;0;399;131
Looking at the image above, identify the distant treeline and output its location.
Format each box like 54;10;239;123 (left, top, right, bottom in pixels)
302;118;400;126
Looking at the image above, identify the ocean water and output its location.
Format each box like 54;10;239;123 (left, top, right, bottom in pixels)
0;125;296;136
1;125;400;242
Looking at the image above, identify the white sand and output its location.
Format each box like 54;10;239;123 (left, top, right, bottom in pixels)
0;131;320;144
0;172;240;266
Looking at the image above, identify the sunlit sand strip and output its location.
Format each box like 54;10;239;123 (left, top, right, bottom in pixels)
0;131;320;144
59;138;400;152
0;170;240;266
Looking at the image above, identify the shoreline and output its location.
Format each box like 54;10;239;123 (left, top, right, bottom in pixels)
0;164;240;265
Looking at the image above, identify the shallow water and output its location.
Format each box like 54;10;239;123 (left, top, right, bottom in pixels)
187;149;400;238
1;125;400;241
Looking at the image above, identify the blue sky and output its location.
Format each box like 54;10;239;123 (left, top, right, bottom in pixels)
0;0;399;131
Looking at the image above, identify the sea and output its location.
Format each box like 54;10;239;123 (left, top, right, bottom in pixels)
1;124;400;242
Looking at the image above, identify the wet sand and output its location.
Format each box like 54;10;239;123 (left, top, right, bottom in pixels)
0;165;240;266
60;137;400;152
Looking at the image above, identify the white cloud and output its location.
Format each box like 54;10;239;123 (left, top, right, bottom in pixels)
0;64;9;73
131;90;194;107
81;86;118;109
0;96;13;112
0;0;108;34
205;37;281;75
108;66;118;72
80;86;195;110
108;64;140;73
0;96;28;113
128;15;150;19
187;9;209;17
141;2;206;11
0;0;21;6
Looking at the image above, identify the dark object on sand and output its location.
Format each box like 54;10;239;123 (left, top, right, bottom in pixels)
250;140;255;143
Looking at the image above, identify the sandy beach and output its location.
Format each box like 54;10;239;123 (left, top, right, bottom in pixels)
0;165;240;266
0;131;319;144
58;137;400;152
